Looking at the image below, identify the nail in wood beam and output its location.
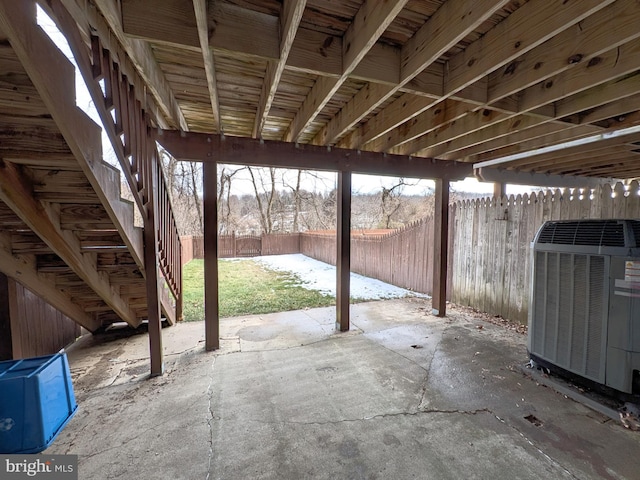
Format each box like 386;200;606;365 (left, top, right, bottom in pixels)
432;178;450;317
336;170;351;332
203;161;220;350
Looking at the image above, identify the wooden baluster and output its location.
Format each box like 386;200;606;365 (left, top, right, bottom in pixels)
90;34;102;80
131;93;141;176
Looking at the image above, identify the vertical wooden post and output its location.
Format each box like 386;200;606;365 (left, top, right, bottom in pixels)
493;182;506;199
336;170;351;331
203;161;220;350
145;147;164;376
0;273;13;361
432;178;450;317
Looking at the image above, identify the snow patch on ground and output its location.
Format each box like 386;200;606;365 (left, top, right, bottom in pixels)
224;253;428;300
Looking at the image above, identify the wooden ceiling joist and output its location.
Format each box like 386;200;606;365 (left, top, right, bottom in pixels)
487;0;640;103
282;0;410;142
193;0;220;133
395;23;639;159
253;0;306;139
339;0;614;152
475;130;640;170
406;65;640;161
318;0;509;148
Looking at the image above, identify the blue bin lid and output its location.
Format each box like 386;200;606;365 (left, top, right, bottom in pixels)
0;354;61;380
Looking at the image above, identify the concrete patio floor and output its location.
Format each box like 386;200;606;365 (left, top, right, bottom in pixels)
47;298;640;479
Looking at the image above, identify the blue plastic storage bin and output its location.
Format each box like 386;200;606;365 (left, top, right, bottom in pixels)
0;352;77;454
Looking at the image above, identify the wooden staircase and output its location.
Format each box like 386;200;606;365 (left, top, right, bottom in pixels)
0;1;181;343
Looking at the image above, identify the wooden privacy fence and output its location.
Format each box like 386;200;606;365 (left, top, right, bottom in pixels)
181;181;640;324
300;224;450;296
302;182;640;323
181;233;301;263
451;181;640;324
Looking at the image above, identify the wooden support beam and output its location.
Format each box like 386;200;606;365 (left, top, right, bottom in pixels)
520;39;640;115
442;123;591;162
253;0;306;139
487;0;640;104
385;0;640;158
401;0;510;85
444;0;613;97
432;178;449;317
470;94;640;162
203;161;219;351
336;170;351;332
193;0;221;133
144;148;164;376
366;99;484;153
120;2;465;103
411;72;635;159
157;131;472;181
394;30;640;159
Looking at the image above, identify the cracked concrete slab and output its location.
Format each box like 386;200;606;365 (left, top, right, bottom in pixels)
46;299;639;479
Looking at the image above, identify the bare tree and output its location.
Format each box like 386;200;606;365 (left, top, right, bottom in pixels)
217;165;247;234
380;179;411;228
159;148;203;235
190;162;203;234
248;167;278;234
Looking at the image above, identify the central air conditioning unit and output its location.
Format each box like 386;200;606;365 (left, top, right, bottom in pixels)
529;219;640;396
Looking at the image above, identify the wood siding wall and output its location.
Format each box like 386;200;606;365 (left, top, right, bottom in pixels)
3;276;80;359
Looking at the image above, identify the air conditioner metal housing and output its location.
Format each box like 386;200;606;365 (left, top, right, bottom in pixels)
529;219;640;395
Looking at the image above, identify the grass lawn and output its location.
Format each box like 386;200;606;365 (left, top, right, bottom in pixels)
181;258;337;321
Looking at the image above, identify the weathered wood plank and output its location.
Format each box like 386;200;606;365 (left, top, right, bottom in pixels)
193;0;220;133
253;0;306;138
0;158;140;327
0;231;99;331
158;131;472;180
